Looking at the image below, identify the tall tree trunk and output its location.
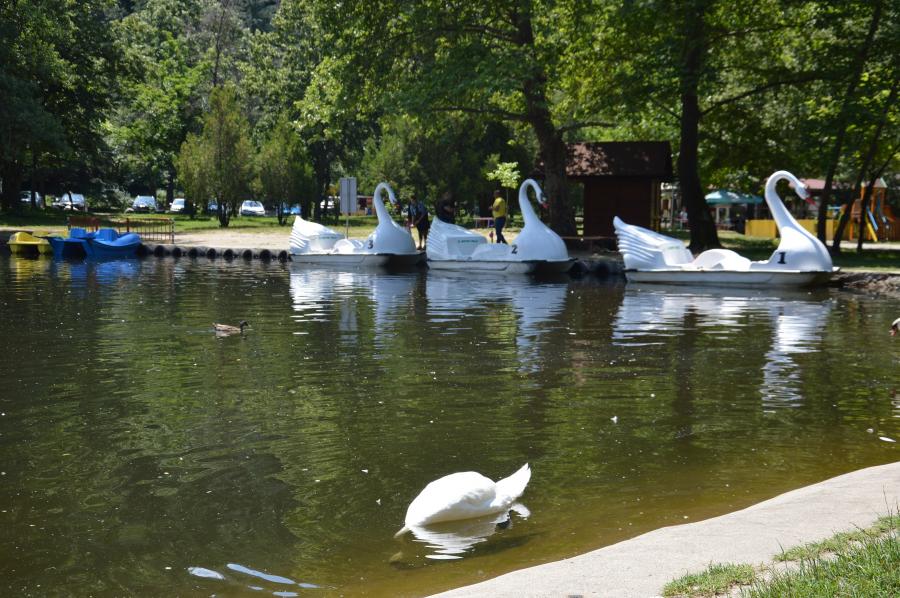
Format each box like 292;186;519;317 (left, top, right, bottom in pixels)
0;161;23;212
832;79;896;253
816;1;882;245
516;9;576;236
678;4;719;252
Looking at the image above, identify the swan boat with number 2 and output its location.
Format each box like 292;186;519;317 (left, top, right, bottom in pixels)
614;170;837;287
426;179;573;273
289;182;418;267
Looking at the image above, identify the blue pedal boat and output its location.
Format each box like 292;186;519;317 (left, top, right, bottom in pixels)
47;228;142;259
89;228;142;259
46;227;94;258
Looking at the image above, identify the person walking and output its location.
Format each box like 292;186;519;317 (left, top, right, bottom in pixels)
408;194;430;250
491;189;508;244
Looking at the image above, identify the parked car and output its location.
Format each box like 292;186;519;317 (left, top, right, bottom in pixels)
240;200;265;216
290;204;302;215
131;195;157;213
20;191;42;206
53;192;86;211
169;198;186;213
207;201;219;213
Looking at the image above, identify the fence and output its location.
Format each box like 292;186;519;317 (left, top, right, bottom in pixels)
68;215;175;244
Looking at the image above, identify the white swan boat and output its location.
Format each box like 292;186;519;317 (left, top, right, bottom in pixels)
614;170;837;287
289;182;419;267
426;179;573;273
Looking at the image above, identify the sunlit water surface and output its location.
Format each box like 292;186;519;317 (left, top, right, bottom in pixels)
0;255;897;596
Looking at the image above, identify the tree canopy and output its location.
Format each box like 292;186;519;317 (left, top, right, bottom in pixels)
1;0;897;247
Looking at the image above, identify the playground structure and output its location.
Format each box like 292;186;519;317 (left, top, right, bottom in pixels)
743;178;896;243
840;178;898;242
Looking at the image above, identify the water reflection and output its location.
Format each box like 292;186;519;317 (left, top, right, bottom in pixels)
426;272;567;371
613;286;833;408
403;504;530;560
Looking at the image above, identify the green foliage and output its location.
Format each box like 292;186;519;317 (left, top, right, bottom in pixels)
662;562;757;597
0;0;118;211
751;516;899;597
256;116;316;224
176;85;254;227
486;160;520;191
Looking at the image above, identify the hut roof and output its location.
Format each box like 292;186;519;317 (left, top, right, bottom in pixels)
565;141;673;180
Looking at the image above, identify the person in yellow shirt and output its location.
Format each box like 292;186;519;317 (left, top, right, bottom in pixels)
491;189;507;244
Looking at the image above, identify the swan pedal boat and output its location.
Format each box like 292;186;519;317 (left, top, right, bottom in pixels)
426;179;574;274
8;231;53;255
289;182;420;268
614;170;837;288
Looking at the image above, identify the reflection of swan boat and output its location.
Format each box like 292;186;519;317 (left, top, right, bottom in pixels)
614;171;837;287
426;179;573;274
426;271;567;371
612;286;832;407
289;182;419;268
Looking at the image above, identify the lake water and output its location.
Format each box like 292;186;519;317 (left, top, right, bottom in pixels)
1;255;897;596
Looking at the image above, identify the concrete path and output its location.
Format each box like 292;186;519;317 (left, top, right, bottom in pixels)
432;461;900;598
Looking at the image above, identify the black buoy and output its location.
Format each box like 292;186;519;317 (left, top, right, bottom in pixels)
153;245;166;257
222;248;235;260
206;248;217;259
277;250;289;262
241;249;253;260
258;249;272;261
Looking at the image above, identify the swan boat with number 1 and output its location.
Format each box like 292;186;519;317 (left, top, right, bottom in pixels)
289;182;419;267
614;170;838;287
426;179;574;273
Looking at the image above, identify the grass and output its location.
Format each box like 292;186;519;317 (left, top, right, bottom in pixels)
662;563;757;597
748;517;899;597
662;514;900;597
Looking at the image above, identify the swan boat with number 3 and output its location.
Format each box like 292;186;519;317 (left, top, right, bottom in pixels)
426;179;573;273
289;182;419;267
614;170;838;287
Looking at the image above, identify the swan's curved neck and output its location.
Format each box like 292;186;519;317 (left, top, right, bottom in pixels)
764;171;806;231
518;179;543;225
372;182;396;223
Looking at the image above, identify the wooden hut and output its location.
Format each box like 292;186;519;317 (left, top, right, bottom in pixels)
566;141;674;238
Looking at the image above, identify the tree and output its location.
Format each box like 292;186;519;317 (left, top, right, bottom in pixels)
1;0;118;212
306;0;616;235
486;159;520;204
177;85;254;226
256;116;316;225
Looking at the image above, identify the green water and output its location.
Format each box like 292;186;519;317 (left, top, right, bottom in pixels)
0;255;897;596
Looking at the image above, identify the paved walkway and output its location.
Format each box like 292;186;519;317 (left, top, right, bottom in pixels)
431;461;900;598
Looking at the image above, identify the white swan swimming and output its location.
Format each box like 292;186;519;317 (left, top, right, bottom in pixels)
289;182;418;267
395;463;531;537
891;317;900;336
613;170;836;287
427;179;572;273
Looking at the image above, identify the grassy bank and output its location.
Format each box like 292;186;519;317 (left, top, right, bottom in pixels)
662;514;899;597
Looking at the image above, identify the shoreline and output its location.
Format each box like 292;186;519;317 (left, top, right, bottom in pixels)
429;461;900;598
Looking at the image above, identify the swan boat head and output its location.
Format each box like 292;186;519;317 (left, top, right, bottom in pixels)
511;179;569;262
760;170;833;272
363;182;417;255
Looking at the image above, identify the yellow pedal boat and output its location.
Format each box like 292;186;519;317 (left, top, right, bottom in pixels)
8;231;53;255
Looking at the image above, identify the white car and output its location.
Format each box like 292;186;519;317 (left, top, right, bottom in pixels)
240;200;265;216
169;198;186;213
